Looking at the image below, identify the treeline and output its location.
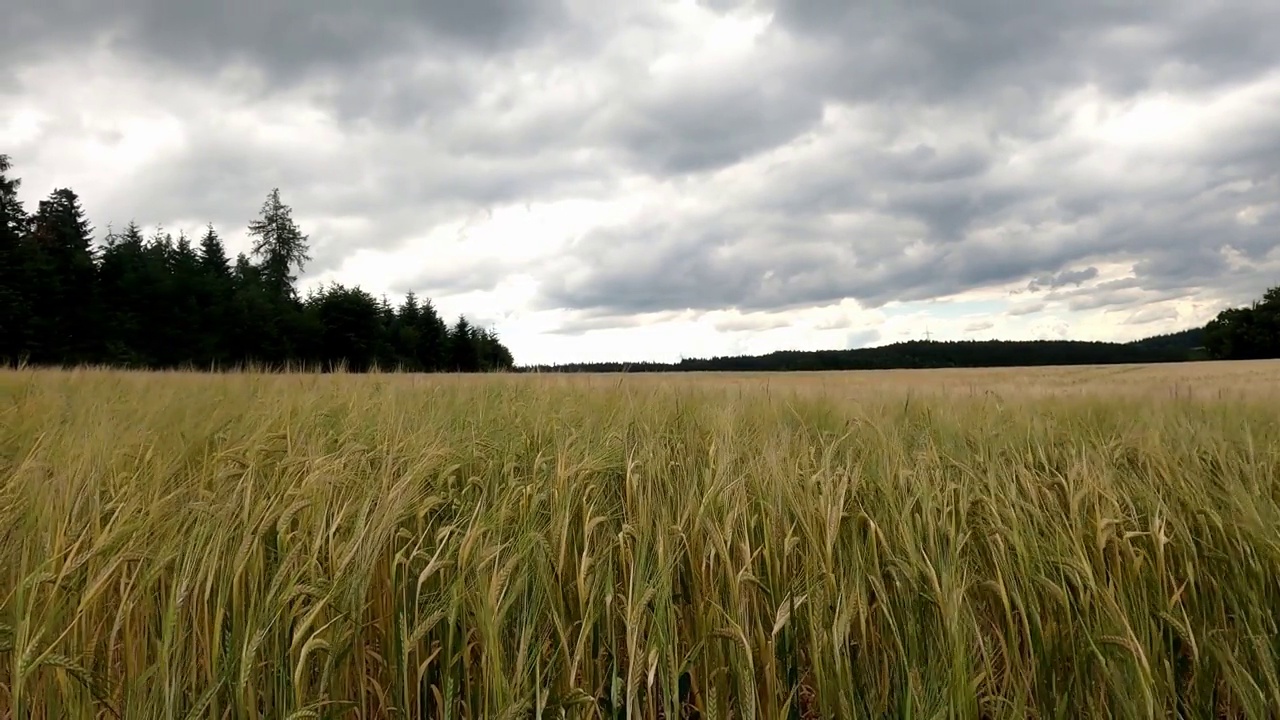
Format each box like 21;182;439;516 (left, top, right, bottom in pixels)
0;155;513;372
528;330;1210;373
533;290;1280;374
1204;286;1280;360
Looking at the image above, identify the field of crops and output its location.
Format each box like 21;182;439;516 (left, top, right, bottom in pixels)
3;361;1280;719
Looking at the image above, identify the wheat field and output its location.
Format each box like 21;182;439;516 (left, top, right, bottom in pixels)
2;362;1280;719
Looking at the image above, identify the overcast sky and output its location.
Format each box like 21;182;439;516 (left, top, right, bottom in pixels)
5;0;1278;365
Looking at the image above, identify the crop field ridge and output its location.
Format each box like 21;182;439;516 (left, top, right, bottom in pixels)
2;366;1279;718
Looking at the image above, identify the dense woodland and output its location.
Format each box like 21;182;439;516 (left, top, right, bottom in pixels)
0;155;514;372
1203;285;1280;360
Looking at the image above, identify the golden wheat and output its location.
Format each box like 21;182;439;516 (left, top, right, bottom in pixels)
2;363;1279;718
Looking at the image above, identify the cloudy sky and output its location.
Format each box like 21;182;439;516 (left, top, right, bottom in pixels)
4;0;1278;365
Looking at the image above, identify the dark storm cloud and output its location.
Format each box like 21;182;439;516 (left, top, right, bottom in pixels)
1132;247;1229;289
770;1;1148;103
608;68;825;175
536;204;1119;314
882;184;1031;242
539;142;1279;314
877;144;993;185
770;0;1280;101
4;0;565;84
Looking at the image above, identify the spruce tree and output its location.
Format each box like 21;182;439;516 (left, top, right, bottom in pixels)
247;188;311;301
165;231;203;365
0;155;33;364
447;316;480;372
28;188;100;364
195;224;234;367
476;327;515;370
97;222;150;364
198;223;230;275
394;292;424;371
417;298;448;371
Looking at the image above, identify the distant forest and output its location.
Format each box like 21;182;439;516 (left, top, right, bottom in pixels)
530;294;1280;373
0;154;514;372
524;329;1209;373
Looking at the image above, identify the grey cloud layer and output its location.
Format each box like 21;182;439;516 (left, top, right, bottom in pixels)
771;0;1280;100
535;0;1280;320
6;0;1280;328
6;0;565;83
1028;268;1099;292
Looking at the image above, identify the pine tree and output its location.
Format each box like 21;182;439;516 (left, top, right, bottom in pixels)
198;223;230;275
247;188;311;301
165;231;203;365
97;222;150;364
417;298;448;371
132;228;181;366
0;155;33;364
394;292;424;371
27;188;100;364
447;316;480;372
232;253;257;284
195;224;234;367
376;295;397;368
476;327;515;370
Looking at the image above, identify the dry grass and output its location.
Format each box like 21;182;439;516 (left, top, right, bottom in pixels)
2;361;1280;718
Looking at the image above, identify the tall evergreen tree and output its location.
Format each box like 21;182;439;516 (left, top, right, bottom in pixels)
139;228;183;366
232;252;257;284
476;327;515;371
447;316;480;372
97;222;150;364
27;188;100;364
239;190;311;365
393;291;424;371
417;298;448;371
198;223;230;275
247;188;311;301
194;224;234;366
228;250;281;367
164;231;204;365
0;155;33;364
